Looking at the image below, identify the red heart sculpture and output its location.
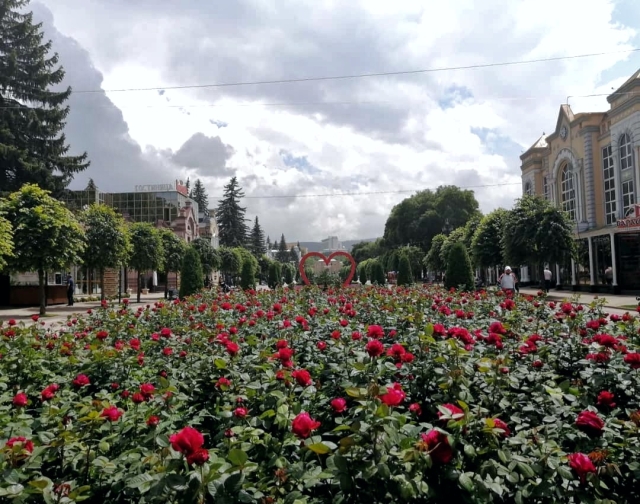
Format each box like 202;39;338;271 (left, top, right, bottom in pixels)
298;251;357;288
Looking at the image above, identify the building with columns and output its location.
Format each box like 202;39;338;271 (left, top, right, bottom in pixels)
520;69;640;292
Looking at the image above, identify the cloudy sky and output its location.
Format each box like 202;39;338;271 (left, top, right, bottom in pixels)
32;0;640;241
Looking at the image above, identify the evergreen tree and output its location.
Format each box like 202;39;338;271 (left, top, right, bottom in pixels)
249;216;267;256
370;260;386;286
0;0;89;194
276;234;289;263
185;178;191;193
268;261;282;289
266;236;272;252
179;246;204;298
288;247;299;268
190;179;208;213
215;176;249;247
444;242;474;291
358;262;368;285
397;254;413;286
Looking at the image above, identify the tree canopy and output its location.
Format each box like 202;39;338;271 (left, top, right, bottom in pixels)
179;246;204;298
80;204;131;300
471;208;509;269
444;242;475;291
0;0;89;194
128;222;164;302
502;195;575;270
424;233;447;274
276;234;290;263
0;184;85;314
383;185;480;252
191;237;220;278
0;213;13;271
158;228;187;275
190;179;209;214
216;176;249;247
249;216;267;257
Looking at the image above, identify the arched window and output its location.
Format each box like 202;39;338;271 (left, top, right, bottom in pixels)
561;164;576;220
524;180;532;196
543;176;549;200
619;133;635;215
602;145;616;224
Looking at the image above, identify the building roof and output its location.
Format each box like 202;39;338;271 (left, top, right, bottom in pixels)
520;134;548;159
608;68;640;103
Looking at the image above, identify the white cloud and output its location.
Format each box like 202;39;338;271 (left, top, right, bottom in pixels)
35;0;639;240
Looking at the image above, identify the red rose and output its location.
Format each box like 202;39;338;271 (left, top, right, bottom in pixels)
132;392;145;404
317;341;327;351
330;398;347;414
365;339;384;357
624;352;640;369
379;383;406;407
567;452;596;483
291;412;321;439
576;410;605;436
169;426;205;455
438;404;464;423
226;341;240;356
140;383;155;398
186;447;210;466
96;330;109;340
100;406;123;422
12;392;28;408
41;384;59;401
409;403;422;416
493;418;510;437
291;369;312;387
6;436;34;454
146;415;160;427
234;407;248;418
31;315;39;322
162;347;173;356
216;377;231;388
276;347;294;362
367;325;384;338
73;374;90;388
597;391;616;409
420;430;452;464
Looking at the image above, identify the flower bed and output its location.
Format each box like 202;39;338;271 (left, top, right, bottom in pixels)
1;287;640;503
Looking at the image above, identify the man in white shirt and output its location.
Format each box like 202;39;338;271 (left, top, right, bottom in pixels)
498;266;515;294
543;266;552;293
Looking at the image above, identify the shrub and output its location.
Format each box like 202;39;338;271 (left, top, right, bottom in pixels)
283;264;294;284
358;262;368;284
179;246;204;297
444;241;474;290
370;260;386;285
397;254;413;286
240;257;256;290
268;261;281;289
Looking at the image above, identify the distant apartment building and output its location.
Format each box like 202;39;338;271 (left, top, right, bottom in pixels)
321;235;343;254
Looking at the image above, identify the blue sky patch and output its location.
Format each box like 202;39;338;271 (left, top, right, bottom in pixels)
439;85;474;109
280;150;321;174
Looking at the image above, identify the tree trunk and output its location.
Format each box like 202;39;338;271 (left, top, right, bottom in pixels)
38;269;46;316
100;268;105;301
137;271;141;303
164;273;168;299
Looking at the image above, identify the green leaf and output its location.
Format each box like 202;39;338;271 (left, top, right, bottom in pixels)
308;443;332;455
224;472;245;494
345;387;363;398
557;466;574;480
459;472;474;492
214;358;227;369
127;473;155;489
517;462;535;478
228;449;249;467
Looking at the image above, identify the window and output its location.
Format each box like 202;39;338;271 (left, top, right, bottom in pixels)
623;179;635;216
602;145;617;224
543;176;549;200
620;133;634;171
561;164;576;220
524;180;532;196
619;133;635;216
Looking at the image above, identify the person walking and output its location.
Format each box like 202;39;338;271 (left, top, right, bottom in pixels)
543;266;553;293
604;266;613;286
66;273;74;306
498;266;516;295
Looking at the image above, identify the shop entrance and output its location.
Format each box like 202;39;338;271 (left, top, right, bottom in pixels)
616;232;640;290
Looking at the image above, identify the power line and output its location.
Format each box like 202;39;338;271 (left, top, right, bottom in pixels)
221;182;522;200
72;48;640;94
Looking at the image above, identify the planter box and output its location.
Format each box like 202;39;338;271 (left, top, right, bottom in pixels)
10;285;67;306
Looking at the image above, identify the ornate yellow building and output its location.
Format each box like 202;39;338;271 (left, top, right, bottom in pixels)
520;69;640;292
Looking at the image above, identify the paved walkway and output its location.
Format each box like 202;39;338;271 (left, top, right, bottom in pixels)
518;287;639;311
0;292;168;327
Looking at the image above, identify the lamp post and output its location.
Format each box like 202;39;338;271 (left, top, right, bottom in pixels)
442;218;452;236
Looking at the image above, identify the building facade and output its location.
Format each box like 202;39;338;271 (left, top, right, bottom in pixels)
520;69;640;292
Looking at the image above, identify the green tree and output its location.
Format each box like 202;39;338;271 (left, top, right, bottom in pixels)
397;254;413;286
0;1;89;194
216;176;249;247
383;185;480;252
358;262;368;284
191;237;220;282
398;245;423;279
159;229;187;298
0;184;85;315
440;227;466;265
351;239;382;263
235;247;258;290
266;235;272;252
179;246;203;298
80;204;131;301
502;195;575;278
444;242;474;291
275;234;290;263
219;246;242;283
283;263;294;284
268;261;282;289
370;260;386;286
424;234;447;274
128;222;164;302
249;216;267;257
190;179;209;213
471;208;509;273
0;213;13;271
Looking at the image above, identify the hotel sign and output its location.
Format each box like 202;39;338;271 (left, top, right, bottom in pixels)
617;204;640;229
134;180;190;197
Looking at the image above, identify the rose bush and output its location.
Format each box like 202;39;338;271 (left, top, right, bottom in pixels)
1;286;640;503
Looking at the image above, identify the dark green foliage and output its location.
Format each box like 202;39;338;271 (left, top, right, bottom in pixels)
397;254;413;286
219;247;242;281
424;234;447;273
189;179;208;213
128;222;164;302
283;264;294;284
444;242;474;291
240;258;256;290
215;177;249;247
249;217;267;256
358;263;368;284
0;0;89;194
179;246;204;298
159;229;186;274
191;237;220;278
398;245;423;279
472;208;509;269
276;234;289;263
268;261;281;289
351;239;382;263
370;260;386;286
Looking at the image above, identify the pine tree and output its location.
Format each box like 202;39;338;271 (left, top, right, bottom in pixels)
397;254;413;286
185;177;191;193
266;236;272;251
248;216;266;257
215;176;249;247
0;0;89;194
190;179;208;213
276;234;289;263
